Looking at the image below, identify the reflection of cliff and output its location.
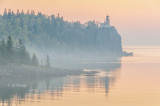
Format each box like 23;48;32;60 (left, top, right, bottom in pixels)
0;58;121;105
84;59;121;94
85;69;120;95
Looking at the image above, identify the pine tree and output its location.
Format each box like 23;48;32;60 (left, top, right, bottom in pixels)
18;40;32;65
0;39;6;63
7;36;13;50
46;55;50;67
6;36;14;61
7;9;12;19
24;51;32;65
0;37;37;66
18;39;26;64
17;9;20;16
3;8;7;18
32;53;39;66
1;38;6;55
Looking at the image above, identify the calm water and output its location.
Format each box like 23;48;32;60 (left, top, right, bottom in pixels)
1;46;160;106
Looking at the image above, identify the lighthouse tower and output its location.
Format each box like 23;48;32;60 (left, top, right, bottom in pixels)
100;15;111;28
106;15;110;26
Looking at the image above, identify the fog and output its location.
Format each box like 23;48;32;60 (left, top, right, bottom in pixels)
0;56;121;105
0;9;126;106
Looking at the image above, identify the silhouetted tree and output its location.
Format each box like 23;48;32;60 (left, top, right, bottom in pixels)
6;36;14;61
3;8;7;18
45;55;50;67
0;36;37;66
32;53;39;66
17;39;26;64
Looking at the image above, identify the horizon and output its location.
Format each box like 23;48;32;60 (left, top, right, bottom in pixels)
0;0;160;46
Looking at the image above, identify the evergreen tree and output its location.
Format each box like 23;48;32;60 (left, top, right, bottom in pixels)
7;9;12;19
1;38;6;55
0;36;38;66
17;9;20;17
32;53;39;66
6;36;14;61
17;39;26;64
3;8;7;18
24;51;32;65
0;39;7;64
7;36;13;51
46;55;50;67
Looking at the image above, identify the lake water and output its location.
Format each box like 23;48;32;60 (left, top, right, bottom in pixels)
1;46;160;106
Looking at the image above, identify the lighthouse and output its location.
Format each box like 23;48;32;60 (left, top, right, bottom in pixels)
100;15;110;28
106;15;110;26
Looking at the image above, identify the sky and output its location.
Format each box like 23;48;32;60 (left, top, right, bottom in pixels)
0;0;160;46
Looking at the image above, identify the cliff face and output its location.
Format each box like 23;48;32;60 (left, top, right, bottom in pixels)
45;26;123;57
96;26;122;55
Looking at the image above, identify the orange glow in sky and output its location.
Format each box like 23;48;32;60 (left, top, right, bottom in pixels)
0;0;160;45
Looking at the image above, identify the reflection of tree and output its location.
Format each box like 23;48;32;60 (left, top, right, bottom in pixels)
84;58;121;95
0;82;29;105
84;69;120;95
0;58;121;105
0;76;66;105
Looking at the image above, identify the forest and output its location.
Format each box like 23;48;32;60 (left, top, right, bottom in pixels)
0;9;123;56
0;35;39;65
0;35;51;67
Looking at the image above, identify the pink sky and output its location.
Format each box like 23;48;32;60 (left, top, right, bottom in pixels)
0;0;160;46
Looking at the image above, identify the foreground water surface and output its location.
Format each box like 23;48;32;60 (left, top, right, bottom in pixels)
1;46;160;106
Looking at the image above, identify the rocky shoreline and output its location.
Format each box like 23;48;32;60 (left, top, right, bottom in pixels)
0;64;101;81
0;65;85;79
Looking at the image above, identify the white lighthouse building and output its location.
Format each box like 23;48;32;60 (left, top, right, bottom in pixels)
100;15;110;28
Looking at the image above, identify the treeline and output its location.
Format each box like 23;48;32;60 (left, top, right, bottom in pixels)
0;36;40;66
0;9;122;55
0;36;51;67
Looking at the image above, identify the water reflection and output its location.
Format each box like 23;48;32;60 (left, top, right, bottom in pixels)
0;57;121;106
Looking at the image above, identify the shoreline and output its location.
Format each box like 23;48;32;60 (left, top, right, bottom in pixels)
0;64;100;80
0;65;84;79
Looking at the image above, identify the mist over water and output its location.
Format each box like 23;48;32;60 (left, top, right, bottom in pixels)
1;46;160;106
0;0;159;105
0;51;121;105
